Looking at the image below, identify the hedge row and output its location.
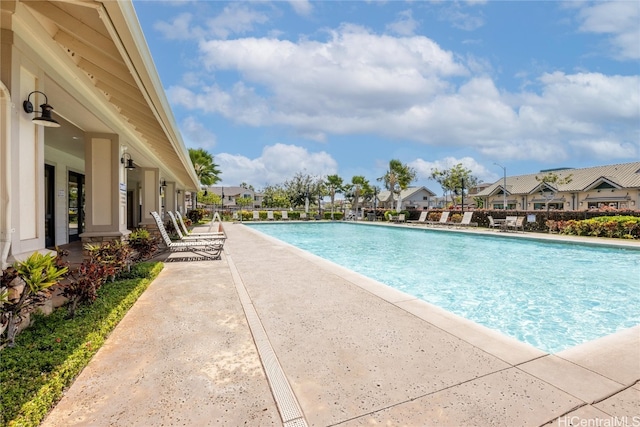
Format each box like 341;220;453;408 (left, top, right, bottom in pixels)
552;216;640;239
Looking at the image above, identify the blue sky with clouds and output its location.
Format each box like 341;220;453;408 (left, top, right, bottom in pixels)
132;0;639;192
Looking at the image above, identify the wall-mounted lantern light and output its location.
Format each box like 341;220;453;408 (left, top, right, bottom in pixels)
23;91;61;127
120;152;136;169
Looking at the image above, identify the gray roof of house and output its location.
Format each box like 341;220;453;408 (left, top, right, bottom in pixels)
476;162;640;197
378;186;437;202
208;186;263;196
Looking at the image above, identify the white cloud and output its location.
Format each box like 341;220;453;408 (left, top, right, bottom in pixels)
288;0;313;17
171;23;638;168
193;25;467;126
438;4;485;31
410;156;498;185
568;138;638;160
206;4;269;39
216;143;338;188
180;116;216;149
386;9;419;36
154;13;205;40
153;5;269;40
577;1;640;60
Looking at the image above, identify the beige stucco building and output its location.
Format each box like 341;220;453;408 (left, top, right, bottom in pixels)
1;0;200;268
476;162;640;211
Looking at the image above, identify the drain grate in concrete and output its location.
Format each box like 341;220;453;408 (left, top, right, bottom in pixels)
226;251;308;427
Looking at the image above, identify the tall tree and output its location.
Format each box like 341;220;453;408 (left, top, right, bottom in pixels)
378;159;417;211
189;148;221;186
349;175;370;221
284;172;321;208
261;184;291;209
430;163;478;209
325;174;344;220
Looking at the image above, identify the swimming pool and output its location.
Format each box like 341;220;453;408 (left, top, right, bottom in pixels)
245;222;640;353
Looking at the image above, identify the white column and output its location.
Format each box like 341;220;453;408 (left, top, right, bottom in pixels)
82;133;129;241
0;84;12;269
164;181;176;214
139;168;161;224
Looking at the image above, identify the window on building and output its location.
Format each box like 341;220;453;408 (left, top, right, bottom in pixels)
588;202;619;210
493;203;516;210
534;202;564;210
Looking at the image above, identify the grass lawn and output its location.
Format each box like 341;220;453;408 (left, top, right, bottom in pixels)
0;262;163;427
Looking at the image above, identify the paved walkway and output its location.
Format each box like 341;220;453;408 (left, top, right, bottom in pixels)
43;222;640;426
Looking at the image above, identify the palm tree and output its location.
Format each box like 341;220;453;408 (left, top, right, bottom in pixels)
350;175;369;221
189;148;221;186
378;159;417;211
326;174;344;220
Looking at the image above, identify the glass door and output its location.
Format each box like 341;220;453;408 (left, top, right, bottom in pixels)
45;164;55;247
68;171;85;242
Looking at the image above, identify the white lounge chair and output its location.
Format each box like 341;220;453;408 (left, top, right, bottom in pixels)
457;212;477;227
267;211;274;221
300;212;308;221
505;215;518;231
151;212;224;259
427;211;449;225
174;211;225;238
281;211;289;220
409;211;428;224
252;211;260;221
487;215;502;229
507;216;525;232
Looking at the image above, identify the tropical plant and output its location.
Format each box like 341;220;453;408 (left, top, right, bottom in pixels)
348;175;370;221
128;228;159;262
1;252;68;346
187;208;207;223
1;262;162;427
84;240;131;280
378;159;417;211
430;163;478;209
325;174;344;220
189;148;221;186
62;259;111;317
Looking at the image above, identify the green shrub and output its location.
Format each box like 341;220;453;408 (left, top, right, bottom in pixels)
558;216;640;239
128;229;159;262
323;211;343;220
186;208;207;223
0;262;162;427
449;213;463;223
428;211;441;222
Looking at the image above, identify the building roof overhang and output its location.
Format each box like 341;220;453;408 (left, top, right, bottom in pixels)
14;0;200;190
583;176;623;192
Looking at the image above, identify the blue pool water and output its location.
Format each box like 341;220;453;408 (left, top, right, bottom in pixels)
246;222;640;353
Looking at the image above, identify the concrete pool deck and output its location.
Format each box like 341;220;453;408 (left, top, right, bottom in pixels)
43;222;640;426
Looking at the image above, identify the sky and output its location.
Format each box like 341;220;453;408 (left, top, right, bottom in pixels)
132;0;640;193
